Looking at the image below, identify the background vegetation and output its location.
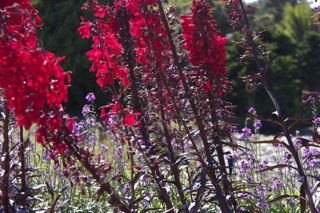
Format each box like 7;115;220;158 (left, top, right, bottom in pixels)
32;0;320;132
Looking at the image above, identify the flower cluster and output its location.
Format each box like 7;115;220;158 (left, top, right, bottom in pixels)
181;0;229;95
78;2;130;90
0;1;69;131
240;127;252;140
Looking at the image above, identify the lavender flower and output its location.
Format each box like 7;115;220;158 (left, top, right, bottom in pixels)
239;160;250;172
309;159;319;168
142;176;149;183
248;107;255;113
86;93;95;104
315;117;320;125
240;127;252;140
100;144;108;151
82;104;91;116
115;147;123;159
124;183;130;192
254;120;262;129
86;117;95;126
283;152;291;162
271;180;283;190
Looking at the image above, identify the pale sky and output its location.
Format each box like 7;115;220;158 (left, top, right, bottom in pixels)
244;0;319;8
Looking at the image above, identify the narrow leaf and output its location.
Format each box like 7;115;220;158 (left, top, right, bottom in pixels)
288;118;312;129
257;164;298;173
268;194;298;203
246;114;281;126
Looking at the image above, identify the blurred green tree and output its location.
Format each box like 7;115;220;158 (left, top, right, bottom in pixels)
275;0;314;42
225;30;308;131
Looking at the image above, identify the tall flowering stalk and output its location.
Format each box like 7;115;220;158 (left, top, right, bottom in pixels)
222;0;318;211
0;1;131;212
78;0;243;211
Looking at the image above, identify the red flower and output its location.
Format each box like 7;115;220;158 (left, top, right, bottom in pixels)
123;112;141;128
181;0;229;95
78;16;92;39
204;82;212;91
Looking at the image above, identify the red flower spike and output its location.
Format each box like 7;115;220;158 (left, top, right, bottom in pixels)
0;1;70;150
181;0;229;95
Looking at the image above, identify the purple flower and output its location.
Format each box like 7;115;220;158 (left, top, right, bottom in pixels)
124;183;130;192
271;180;283;190
315;117;320;125
247;176;253;182
254;120;262;129
259;163;265;169
309;159;319;168
248;107;255;113
263;159;269;165
302;148;310;158
100;144;108;151
239;193;249;200
82;104;91;116
283;152;291;162
86;93;95;104
115;147;123;159
240;127;252;140
86;117;95;126
142;176;149;183
293;139;302;149
239;160;250;172
232;152;239;162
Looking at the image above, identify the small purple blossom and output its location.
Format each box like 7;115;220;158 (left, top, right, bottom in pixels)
115;147;123;159
271;180;283;190
254;120;262;129
315;117;320;125
259;163;265;169
239;160;250;172
232;152;239;162
240;127;252;140
124;183;130;192
86;117;95;126
142;176;149;183
293;139;302;149
309;159;319;168
82;104;91;116
248;107;255;113
100;144;108;151
86;93;95;104
283;152;291;162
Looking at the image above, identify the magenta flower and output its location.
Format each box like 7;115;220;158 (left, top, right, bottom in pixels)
254;120;262;129
239;160;250;172
86;93;96;104
240;127;252;140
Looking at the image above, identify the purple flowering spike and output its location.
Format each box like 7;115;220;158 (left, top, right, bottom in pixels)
86;93;96;104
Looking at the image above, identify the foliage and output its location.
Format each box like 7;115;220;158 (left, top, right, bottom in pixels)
275;0;314;42
1;0;320;212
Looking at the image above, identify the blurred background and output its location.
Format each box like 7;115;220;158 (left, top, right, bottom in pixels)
31;0;320;133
